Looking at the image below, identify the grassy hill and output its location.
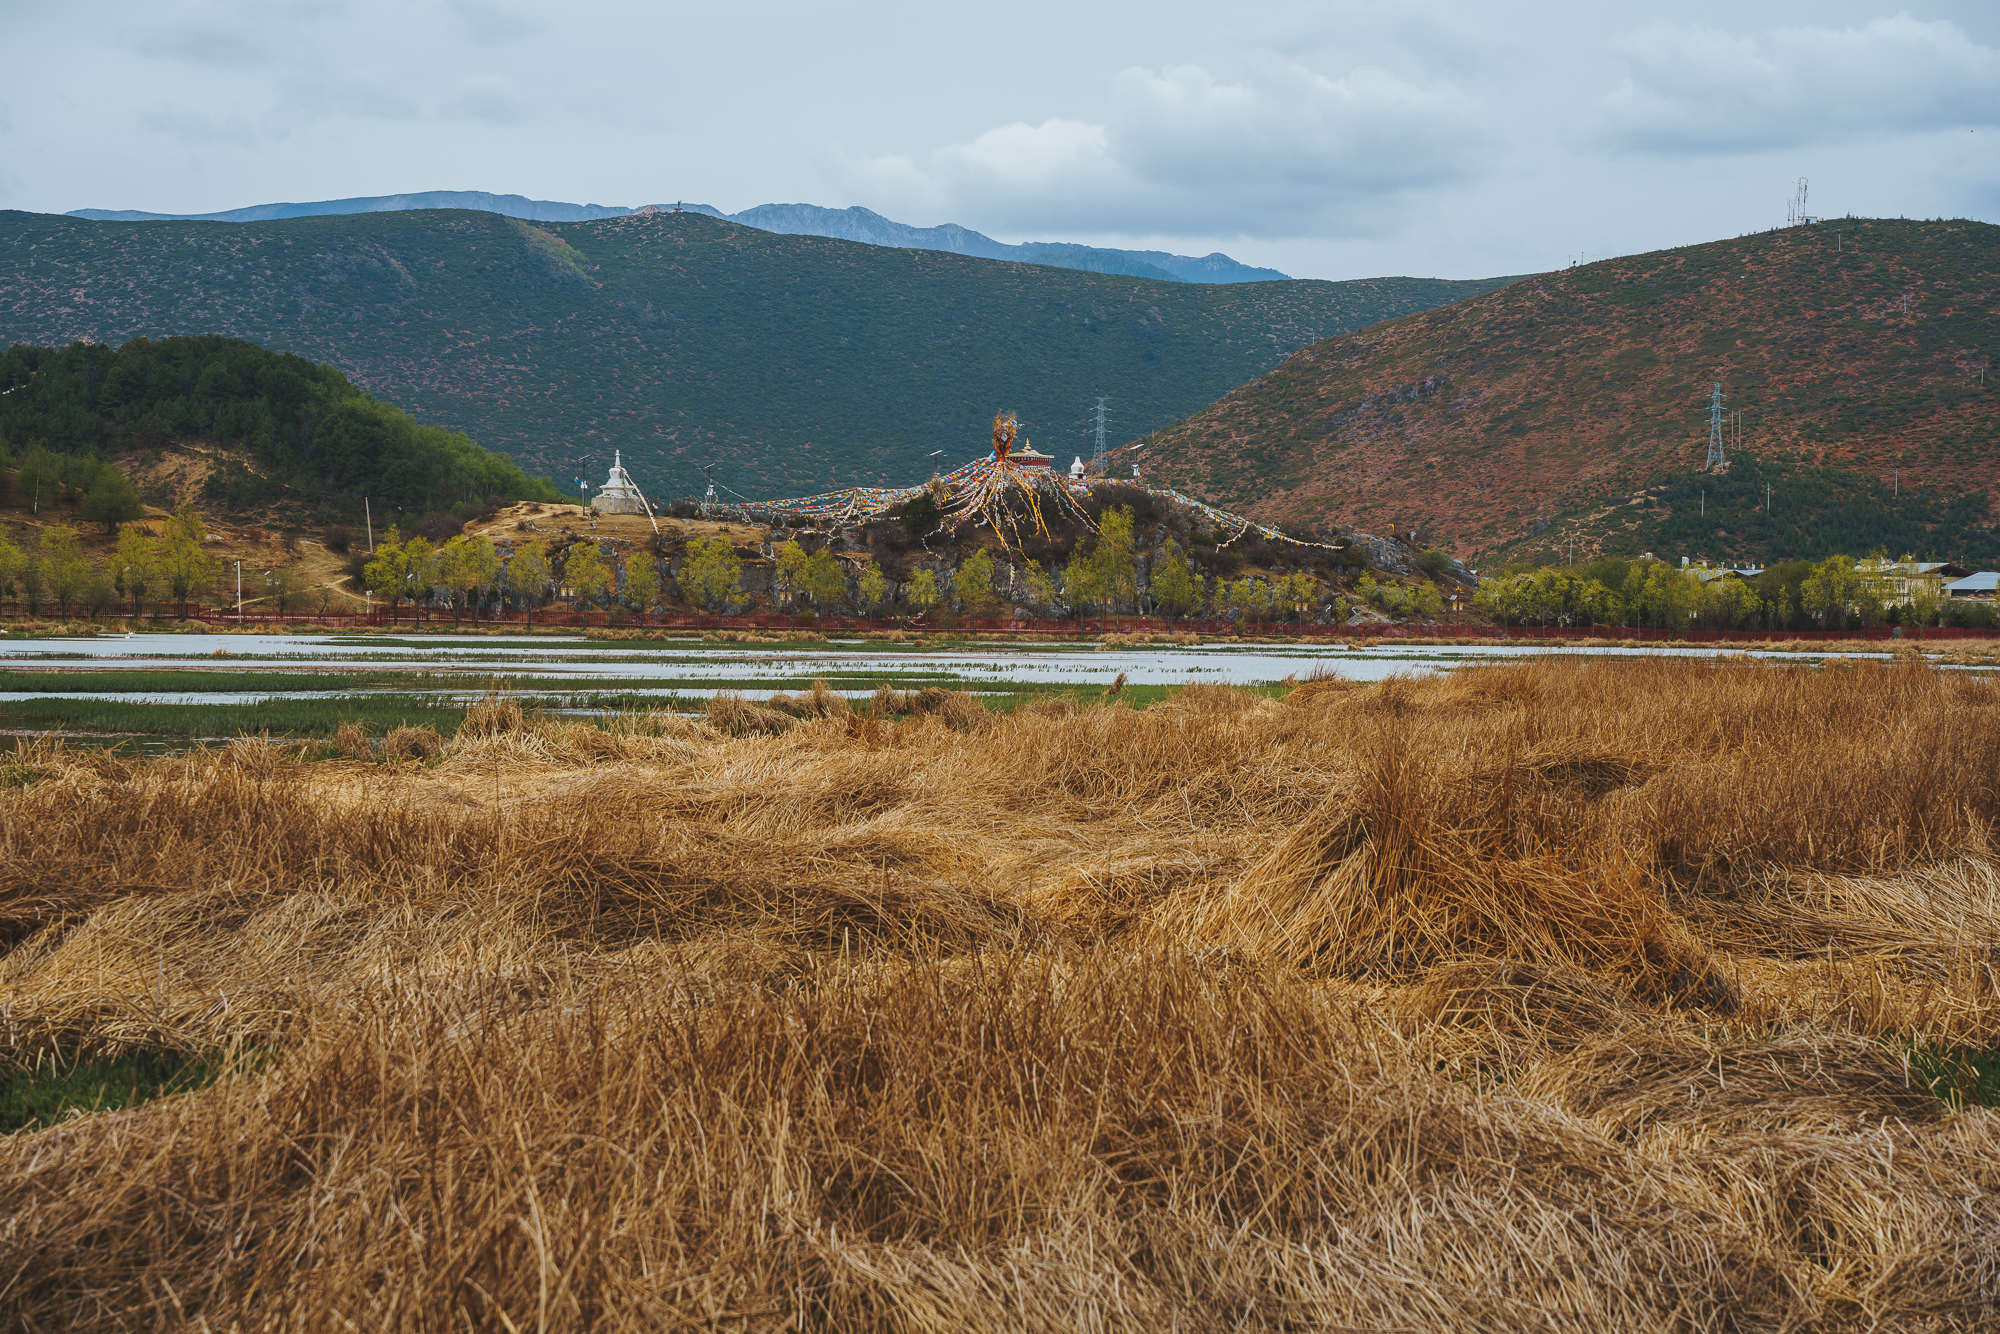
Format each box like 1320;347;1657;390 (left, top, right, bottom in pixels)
0;209;1515;504
1132;219;2000;567
0;335;562;526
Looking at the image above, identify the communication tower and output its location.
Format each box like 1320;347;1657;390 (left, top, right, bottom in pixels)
1788;177;1810;226
701;464;717;518
1705;383;1727;472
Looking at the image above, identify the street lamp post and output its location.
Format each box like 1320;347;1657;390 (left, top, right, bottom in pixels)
232;561;243;619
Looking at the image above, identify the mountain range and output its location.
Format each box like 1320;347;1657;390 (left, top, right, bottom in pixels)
1135;218;2000;565
0;207;1516;505
67;191;1287;284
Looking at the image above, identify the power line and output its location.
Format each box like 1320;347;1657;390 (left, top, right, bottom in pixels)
1705;383;1727;472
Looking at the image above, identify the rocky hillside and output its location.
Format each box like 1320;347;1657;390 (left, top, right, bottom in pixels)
1133;218;1999;566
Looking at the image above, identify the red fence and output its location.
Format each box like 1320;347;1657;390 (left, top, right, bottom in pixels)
30;605;2000;643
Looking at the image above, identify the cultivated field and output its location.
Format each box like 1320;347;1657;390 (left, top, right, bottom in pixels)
2;657;1998;1330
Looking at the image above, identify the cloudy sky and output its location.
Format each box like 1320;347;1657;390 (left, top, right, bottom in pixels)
2;0;1995;280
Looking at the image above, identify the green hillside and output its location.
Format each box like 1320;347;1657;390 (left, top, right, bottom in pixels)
1134;218;1999;566
0;336;562;521
0;209;1516;503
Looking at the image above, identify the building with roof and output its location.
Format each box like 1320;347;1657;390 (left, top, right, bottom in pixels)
1946;572;1999;600
1858;560;1971;605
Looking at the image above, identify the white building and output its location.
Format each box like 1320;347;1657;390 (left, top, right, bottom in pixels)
591;451;650;515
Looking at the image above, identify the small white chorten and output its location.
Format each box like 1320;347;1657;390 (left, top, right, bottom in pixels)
1070;456;1087;479
591;450;649;515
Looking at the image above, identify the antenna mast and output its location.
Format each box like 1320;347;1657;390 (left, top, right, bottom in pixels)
1705;383;1727;472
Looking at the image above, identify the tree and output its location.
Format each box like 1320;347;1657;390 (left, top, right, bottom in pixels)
802;547;847;615
774;540;811;608
1150;543;1196;618
681;537;742;613
1802;555;1862;631
858;561;888;613
459;535;500;624
19;556;44;617
1226;577;1272;622
364;528;413;622
622;552;661;614
1276;572;1319;621
84;575;119;620
39;525;94;619
907;567;940;613
79;468;144;533
113;525;158;617
506;540;551;619
16;447;59;515
0;529;28;617
1085;506;1139;611
400;537;440;623
268;563;312;616
438;535;499;625
1021;561;1056;614
564;540;611;609
158;509;218;620
898;494;941;539
956;548;995;614
1061;555;1104;617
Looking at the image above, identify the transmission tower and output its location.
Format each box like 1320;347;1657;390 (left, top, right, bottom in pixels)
701;464;717;518
1705;383;1727;472
1092;397;1109;472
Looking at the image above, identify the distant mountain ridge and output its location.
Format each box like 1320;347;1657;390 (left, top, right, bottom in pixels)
67;193;1289;284
69;190;631;224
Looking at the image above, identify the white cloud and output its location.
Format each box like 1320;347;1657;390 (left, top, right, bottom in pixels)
441;75;526;125
837;59;1485;239
448;0;540;46
1600;15;2000;156
130;21;274;67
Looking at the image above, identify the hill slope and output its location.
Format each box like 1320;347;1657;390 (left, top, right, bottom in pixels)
1134;219;2000;566
0;335;562;523
0;209;1515;503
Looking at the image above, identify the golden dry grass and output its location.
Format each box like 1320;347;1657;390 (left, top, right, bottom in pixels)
1;656;1998;1330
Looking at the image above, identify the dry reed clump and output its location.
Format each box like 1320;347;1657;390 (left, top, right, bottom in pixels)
457;689;525;737
705;689;798;735
3;656;2000;1329
331;719;374;758
381;724;442;762
767;678;852;719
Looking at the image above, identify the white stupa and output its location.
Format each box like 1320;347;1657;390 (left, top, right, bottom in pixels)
591;450;650;515
1070;456;1087;479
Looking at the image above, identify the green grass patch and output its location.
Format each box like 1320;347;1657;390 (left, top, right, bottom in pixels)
0;693;466;738
0;670;416;694
1910;1044;2000;1110
3;1051;224;1135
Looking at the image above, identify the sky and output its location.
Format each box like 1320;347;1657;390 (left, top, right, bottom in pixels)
2;0;1995;281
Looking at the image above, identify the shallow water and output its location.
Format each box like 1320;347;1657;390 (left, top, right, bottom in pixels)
0;631;1909;698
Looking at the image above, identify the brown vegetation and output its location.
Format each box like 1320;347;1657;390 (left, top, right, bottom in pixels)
2;657;1998;1329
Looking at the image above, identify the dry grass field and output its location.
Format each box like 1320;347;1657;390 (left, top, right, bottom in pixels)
2;657;1999;1331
